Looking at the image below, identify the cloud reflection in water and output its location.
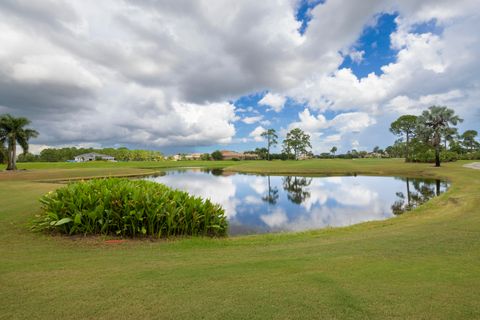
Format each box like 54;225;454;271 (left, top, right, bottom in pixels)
146;170;448;236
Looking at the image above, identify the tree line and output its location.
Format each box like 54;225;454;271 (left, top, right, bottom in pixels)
3;106;478;169
388;106;478;166
32;147;163;162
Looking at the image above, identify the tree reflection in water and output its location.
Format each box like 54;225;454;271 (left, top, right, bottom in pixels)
262;175;279;205
282;176;312;204
392;178;445;215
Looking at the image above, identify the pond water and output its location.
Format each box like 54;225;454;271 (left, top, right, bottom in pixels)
145;169;449;236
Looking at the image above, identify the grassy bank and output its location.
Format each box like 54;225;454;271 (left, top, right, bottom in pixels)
1;159;479;319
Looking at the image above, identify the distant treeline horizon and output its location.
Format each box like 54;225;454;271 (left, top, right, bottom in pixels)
17;147;164;162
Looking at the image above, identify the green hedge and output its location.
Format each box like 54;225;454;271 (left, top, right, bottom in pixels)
33;178;227;237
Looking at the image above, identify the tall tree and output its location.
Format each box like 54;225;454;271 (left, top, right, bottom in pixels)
261;129;278;161
416;106;463;167
390;115;417;162
0;114;39;170
330;146;337;158
282;128;312;160
461;130;479;152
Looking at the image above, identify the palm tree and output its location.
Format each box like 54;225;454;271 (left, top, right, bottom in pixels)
442;127;458;150
416;106;462;167
0;114;39;170
330;146;337;158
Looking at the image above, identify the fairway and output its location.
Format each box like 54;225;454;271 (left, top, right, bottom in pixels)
1;159;480;319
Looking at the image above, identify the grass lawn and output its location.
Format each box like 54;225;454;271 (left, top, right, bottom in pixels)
1;159;479;319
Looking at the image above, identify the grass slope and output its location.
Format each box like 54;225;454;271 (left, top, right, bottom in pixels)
1;159;479;319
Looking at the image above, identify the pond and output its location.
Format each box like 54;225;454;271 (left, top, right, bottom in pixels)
145;169;449;236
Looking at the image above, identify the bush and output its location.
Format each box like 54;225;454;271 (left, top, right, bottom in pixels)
459;151;480;160
440;151;459;162
33;178;227;237
409;149;458;163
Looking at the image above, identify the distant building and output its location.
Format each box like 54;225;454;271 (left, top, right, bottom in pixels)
171;151;259;161
184;153;203;160
172;154;182;161
243;152;260;160
297;153;313;160
220;150;244;160
172;153;202;161
74;153;115;162
219;150;259;160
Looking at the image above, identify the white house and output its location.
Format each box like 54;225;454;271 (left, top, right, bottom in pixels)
74;153;115;162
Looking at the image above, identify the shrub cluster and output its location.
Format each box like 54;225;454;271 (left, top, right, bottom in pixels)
408;149;459;163
458;151;480;160
33;178;227;237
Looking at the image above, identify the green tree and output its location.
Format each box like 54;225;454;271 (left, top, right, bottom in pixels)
282;128;312;160
461;130;479;152
254;147;268;160
442;127;458;150
0;142;6;164
17;152;39;162
416;106;463;167
0;114;39;170
211;150;223;160
390;115;417;162
261;128;278;161
330;146;337;158
200;153;211;160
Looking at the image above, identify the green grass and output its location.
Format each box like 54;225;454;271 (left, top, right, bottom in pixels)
1;159;479;319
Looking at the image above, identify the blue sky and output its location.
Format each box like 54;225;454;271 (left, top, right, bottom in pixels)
0;1;478;155
339;13;398;78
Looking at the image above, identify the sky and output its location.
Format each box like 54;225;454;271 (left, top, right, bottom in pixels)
0;0;479;155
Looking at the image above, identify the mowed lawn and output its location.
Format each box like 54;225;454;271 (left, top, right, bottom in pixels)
1;159;479;319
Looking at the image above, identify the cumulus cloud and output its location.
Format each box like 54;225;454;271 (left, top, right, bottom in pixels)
0;0;478;150
258;93;287;112
291;0;480;116
0;0;305;147
287;108;376;152
249;126;266;142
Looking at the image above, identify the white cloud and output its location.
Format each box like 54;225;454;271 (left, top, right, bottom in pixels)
346;49;365;64
249;125;266;142
242;115;264;124
329;112;377;133
258;92;287;112
288;108;376;152
387;90;465;114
